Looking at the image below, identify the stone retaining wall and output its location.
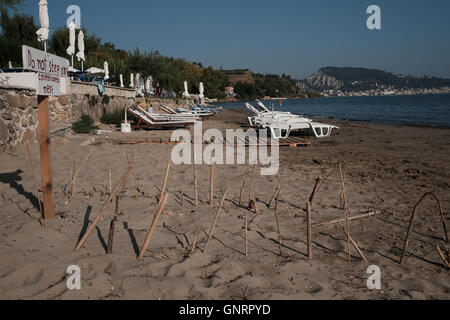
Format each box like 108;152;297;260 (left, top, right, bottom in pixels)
0;84;136;149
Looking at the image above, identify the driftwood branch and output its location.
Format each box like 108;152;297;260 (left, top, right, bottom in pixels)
339;163;351;263
159;160;171;206
307;177;322;260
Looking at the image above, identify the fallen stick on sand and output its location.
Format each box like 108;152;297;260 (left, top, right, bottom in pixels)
191;226;199;254
268;185;280;209
107;196;120;254
159;160;171;206
337;220;368;262
436;246;449;269
66;149;94;205
193;164;198;206
75;163;135;251
210;164;215;205
400;192;448;265
307;177;323;260
314;212;378;227
339;163;352;263
204;190;228;253
274;209;282;256
25;139;43;219
138;194;169;260
239;180;245;207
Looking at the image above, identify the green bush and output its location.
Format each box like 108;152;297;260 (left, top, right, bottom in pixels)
89;96;100;108
101;108;136;126
72;115;98;134
101;95;111;105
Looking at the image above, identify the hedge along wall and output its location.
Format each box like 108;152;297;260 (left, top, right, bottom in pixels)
0;82;136;150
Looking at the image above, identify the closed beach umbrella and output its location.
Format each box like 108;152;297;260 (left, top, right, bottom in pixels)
36;0;49;42
120;74;124;88
8;61;12;69
130;73;134;88
199;82;205;99
199;82;205;105
66;21;76;57
183;81;190;98
76;30;85;62
104;61;110;81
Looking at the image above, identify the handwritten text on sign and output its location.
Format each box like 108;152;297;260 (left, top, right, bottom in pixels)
22;45;69;77
38;73;61;96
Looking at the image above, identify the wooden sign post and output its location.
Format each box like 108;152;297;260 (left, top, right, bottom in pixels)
22;45;69;220
37;95;54;219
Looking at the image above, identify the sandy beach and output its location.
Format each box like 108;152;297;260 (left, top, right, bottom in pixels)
0;109;449;300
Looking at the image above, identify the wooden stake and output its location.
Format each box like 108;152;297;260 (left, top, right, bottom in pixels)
245;211;248;257
436;246;449;268
75;164;135;251
159;160;171;206
107;196;120;254
66;149;94;205
204;190;228;253
274;209;282;256
210;164;215;205
268;185;280;208
191;226;199;254
337;221;367;262
180;185;184;207
193;164;198;206
400;192;448;265
307;177;323;260
274;186;283;211
339;163;351;263
248;164;256;205
108;170;112;194
138;193;169;260
132;153;138;200
239;180;245;207
307;201;312;260
25;139;43;219
37;95;54;219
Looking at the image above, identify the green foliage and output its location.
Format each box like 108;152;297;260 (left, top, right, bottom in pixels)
0;0;26;11
88;96;100;108
0;10;40;67
72;115;98;134
234;74;298;100
101;95;110;105
101;109;136;126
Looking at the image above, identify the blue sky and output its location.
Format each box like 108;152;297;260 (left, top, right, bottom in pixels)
14;0;450;79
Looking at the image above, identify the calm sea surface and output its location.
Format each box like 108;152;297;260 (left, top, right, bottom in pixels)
216;94;450;128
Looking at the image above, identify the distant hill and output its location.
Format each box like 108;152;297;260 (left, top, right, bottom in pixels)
297;67;450;93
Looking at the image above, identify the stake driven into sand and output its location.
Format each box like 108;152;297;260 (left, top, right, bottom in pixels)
210;164;215;205
138;194;169;260
339;163;352;263
75;163;135;251
204;190;228;253
193;164;198;206
159;160;171;206
307;177;322;260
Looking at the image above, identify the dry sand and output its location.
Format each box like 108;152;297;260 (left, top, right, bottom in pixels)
0;110;449;300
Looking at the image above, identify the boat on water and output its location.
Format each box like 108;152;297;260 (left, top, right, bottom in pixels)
245;100;339;139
